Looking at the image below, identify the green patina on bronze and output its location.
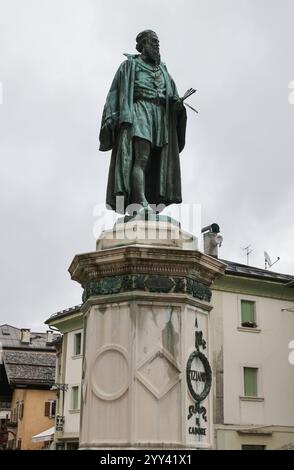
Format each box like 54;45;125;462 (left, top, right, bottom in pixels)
82;275;212;303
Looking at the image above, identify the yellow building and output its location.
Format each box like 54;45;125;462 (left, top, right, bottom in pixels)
0;325;58;450
9;388;57;450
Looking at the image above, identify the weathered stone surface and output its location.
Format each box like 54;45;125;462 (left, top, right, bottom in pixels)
69;222;225;449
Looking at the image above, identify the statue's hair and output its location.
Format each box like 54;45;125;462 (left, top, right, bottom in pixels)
136;30;157;53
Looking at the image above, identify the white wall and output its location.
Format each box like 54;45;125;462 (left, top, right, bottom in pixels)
217;292;294;426
63;329;83;435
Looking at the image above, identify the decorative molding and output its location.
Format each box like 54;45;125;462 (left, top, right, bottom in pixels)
91;345;129;401
136;346;181;400
82;292;213;313
237;327;261;334
69;246;226;289
82;275;212;303
239;396;264;402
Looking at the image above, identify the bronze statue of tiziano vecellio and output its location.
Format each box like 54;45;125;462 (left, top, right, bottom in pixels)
99;30;196;215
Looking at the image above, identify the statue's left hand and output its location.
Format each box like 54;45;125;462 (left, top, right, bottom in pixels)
173;97;185;112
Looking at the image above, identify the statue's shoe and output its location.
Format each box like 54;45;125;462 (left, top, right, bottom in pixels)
138;202;153;213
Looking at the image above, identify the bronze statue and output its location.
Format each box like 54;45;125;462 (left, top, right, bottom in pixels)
99;30;190;214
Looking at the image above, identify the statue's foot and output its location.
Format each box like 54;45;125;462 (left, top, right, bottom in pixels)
131;201;153;219
139;201;153;212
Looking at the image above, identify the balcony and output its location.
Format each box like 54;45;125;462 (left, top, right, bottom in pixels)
0;401;12;410
0;400;11;420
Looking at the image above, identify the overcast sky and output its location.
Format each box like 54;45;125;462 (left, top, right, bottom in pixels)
1;0;294;331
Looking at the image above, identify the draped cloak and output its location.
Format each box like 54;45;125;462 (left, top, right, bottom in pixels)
99;54;187;214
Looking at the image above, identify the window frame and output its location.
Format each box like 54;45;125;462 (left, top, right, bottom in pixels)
237;296;260;331
240;364;264;401
243;367;258;397
73;332;82;357
241;299;256;327
18;401;24;420
49;399;56;418
71;385;80;411
45;399;57;419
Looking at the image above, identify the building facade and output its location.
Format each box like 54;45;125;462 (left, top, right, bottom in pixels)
46;306;83;450
0;325;58;450
211;260;294;449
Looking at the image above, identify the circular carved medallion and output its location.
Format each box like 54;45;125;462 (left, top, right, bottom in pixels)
91;345;129;401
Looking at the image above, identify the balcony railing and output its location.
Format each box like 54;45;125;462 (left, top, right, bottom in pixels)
0;401;11;410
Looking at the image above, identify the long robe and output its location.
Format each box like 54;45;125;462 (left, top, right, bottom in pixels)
99;54;187;214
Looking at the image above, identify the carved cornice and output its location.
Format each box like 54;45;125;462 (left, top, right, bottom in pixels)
69;246;226;289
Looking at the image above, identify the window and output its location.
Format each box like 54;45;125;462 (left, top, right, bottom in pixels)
17;439;22;450
50;400;56;418
18;401;24;420
67;442;79;450
244;367;258;397
71;386;79;410
241;300;257;328
1;326;10;335
11;408;17;423
242;445;266;450
74;333;82;356
44;400;56;418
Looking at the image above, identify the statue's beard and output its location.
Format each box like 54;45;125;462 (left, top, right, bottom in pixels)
144;44;161;65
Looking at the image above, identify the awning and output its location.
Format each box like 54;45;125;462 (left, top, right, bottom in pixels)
31;426;55;442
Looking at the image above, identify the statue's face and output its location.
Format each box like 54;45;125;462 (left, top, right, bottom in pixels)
143;32;160;65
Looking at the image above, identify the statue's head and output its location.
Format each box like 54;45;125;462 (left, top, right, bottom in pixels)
136;30;160;65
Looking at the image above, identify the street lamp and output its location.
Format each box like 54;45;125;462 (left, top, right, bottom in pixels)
51;383;68;392
50;384;68;433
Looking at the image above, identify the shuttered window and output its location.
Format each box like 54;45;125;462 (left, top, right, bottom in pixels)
50;400;56;418
244;367;258;396
44;400;56;418
74;333;82;355
44;401;51;417
19;402;24;420
241;300;256;326
71;386;79;410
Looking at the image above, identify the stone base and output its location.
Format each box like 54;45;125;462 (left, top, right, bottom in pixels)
96;219;198;251
69;221;225;450
79;294;213;449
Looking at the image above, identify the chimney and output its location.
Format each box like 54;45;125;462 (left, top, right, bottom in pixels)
46;330;54;344
202;223;223;258
20;328;31;344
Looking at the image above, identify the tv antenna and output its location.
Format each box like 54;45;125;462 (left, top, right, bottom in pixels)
264;251;280;270
243;245;253;265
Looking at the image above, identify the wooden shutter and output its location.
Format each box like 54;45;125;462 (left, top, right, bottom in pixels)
75;333;81;355
19;402;24;420
241;300;255;325
44;401;50;417
244;367;258;396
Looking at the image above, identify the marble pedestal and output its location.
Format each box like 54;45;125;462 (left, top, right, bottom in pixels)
69;220;225;449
